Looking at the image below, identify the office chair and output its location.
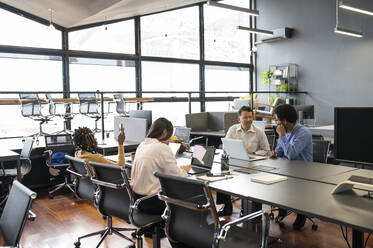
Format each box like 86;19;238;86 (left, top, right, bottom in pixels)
254;97;282;120
77;93;102;133
155;172;270;248
113;93;129;116
65;155;96;203
80;162;161;248
0;139;34;210
312;139;330;164
0;180;37;247
44;134;76;198
19;93;51;143
45;94;74;134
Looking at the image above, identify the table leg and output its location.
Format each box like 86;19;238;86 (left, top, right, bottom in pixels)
242;199;261;231
352;229;364;248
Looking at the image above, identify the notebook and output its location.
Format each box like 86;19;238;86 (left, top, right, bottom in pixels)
251;174;288;185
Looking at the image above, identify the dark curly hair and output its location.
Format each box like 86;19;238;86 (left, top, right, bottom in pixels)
274;104;297;123
73;127;98;153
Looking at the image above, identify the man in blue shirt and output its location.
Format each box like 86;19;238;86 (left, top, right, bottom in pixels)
269;104;312;230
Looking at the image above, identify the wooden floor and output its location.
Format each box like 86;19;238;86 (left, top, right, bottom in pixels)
12;189;373;248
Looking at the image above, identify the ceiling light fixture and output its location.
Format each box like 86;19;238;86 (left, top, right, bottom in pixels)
208;0;259;16
237;25;273;36
334;27;363;37
334;0;363;38
339;0;373;16
48;8;55;30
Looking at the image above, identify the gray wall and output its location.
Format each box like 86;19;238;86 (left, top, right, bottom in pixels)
256;0;373;125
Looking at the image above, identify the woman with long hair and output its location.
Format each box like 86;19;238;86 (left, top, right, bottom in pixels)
131;117;191;215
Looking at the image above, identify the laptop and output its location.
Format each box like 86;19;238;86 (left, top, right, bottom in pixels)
187;145;215;175
221;138;267;162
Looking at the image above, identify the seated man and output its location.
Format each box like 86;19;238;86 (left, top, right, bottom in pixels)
269;104;313;230
217;106;270;216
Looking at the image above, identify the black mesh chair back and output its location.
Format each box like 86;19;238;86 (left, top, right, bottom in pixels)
19;93;41;117
65;155;96;202
0;180;37;246
312;140;330;163
89;161;132;222
113;94;127;115
78;93;99;115
155;172;218;248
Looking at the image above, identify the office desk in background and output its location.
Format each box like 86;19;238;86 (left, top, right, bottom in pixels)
0;150;21;180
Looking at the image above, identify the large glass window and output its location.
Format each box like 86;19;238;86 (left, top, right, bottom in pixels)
141;7;199;59
69;57;136;131
0;53;63;137
0;8;61;49
142;61;200;125
204;0;251;63
205;65;251;111
69;20;135;54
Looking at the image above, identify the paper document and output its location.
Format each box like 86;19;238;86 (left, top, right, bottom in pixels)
251;174;287;185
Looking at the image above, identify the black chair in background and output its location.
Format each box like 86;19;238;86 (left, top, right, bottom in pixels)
155;172;270;248
0;180;37;247
0;138;34;208
87;161;163;248
113;93;129;116
77;93;101;133
19;93;51;143
44;134;76;198
266;133;277;151
45;94;74;134
65;155;96;203
313;139;330;164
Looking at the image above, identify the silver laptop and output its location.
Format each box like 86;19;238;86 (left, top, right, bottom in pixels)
221;138;267;162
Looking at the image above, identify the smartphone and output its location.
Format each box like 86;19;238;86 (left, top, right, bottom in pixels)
119;124;124;132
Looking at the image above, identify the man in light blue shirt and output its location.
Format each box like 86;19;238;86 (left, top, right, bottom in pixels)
269;104;312;230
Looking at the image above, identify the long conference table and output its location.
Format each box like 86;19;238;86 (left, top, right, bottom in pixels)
105;150;373;248
209;158;373;248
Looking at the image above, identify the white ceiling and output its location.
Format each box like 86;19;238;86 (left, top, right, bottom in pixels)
0;0;205;29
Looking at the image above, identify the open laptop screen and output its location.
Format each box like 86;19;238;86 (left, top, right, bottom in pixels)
191;145;215;169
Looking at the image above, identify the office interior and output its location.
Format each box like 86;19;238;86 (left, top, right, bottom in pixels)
0;0;372;247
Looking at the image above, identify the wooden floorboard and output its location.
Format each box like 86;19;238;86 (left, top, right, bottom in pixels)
12;189;373;248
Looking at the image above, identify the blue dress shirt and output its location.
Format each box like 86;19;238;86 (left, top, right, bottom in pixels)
275;123;313;162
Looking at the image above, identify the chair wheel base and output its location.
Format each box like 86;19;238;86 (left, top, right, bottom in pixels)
74;241;81;247
48;194;54;199
312;224;318;231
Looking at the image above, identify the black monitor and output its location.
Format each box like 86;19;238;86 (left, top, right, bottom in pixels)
129;110;152;130
334;107;373;165
294;105;314;119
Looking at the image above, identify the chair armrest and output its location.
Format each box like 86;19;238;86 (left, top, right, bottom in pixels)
132;193;158;209
28;210;37;221
90;178;124;189
66;168;88;179
217;210;266;240
158;193;210;211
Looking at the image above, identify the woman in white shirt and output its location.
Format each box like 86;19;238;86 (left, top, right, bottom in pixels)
131;117;191;215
